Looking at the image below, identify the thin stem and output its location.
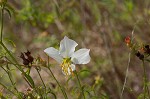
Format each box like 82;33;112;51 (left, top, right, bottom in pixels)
121;52;131;98
74;70;85;99
0;2;35;95
121;28;134;98
0;82;16;95
6;64;18;92
142;60;150;98
0;42;21;70
0;9;22;71
1;66;18;91
36;68;46;89
0;5;4;42
1;65;22;98
22;75;33;88
0;42;35;88
35;67;47;98
0;2;35;89
5;56;24;66
0;4;22;72
47;56;68;99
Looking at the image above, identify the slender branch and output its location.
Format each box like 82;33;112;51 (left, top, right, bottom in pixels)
74;70;85;99
47;56;68;99
0;42;21;70
22;74;33;88
36;67;46;89
0;82;16;95
1;65;18;92
6;64;18;92
0;5;4;42
121;28;135;98
142;60;150;98
0;42;35;88
0;2;34;97
121;52;131;97
1;65;23;98
35;67;47;98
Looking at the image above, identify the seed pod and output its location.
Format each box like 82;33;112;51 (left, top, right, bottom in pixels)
135;51;141;57
145;45;149;49
139;54;144;60
20;53;30;65
135;51;144;60
25;50;34;63
144;45;150;55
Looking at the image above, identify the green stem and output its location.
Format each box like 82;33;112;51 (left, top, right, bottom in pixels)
0;82;16;95
47;56;68;99
6;64;18;92
142;60;150;98
0;42;21;70
36;68;46;89
0;2;32;88
35;67;47;98
1;66;18;91
0;5;4;42
1;66;22;98
0;5;25;75
0;42;35;88
0;1;34;94
74;70;85;99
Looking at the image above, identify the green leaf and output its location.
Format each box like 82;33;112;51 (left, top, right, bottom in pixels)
79;69;91;78
66;76;72;86
79;69;91;74
4;38;16;48
4;7;11;18
24;74;35;88
5;3;16;14
47;91;57;99
145;59;150;62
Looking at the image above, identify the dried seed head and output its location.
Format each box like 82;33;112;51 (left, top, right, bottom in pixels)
145;45;149;49
25;50;34;63
24;87;33;96
24;50;31;56
20;53;30;65
20;53;25;59
139;54;144;60
135;51;144;60
135;51;141;57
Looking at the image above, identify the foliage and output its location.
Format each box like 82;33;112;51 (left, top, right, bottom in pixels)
0;0;150;99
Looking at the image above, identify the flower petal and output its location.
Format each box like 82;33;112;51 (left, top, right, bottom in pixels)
44;47;63;64
70;64;76;71
67;64;76;75
67;68;71;75
71;49;90;64
59;36;78;58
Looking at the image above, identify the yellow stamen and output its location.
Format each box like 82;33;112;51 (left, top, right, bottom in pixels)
60;58;73;75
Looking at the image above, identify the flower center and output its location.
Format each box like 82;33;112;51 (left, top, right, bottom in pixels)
60;58;73;75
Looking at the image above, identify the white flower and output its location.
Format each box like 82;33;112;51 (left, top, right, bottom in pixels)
44;36;91;75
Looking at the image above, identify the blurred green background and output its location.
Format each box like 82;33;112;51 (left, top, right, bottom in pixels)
1;0;150;99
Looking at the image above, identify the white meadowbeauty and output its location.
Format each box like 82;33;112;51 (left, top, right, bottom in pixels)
44;36;90;75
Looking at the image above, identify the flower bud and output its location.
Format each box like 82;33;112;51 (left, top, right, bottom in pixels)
125;36;131;46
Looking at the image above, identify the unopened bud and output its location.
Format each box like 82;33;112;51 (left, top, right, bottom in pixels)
125;36;131;46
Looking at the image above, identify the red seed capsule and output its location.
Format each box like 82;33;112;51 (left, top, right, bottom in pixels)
125;36;131;46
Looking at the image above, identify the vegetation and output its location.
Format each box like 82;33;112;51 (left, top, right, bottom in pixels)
0;0;150;99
